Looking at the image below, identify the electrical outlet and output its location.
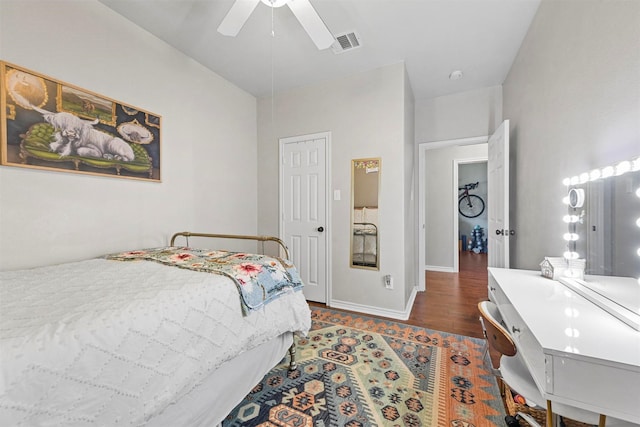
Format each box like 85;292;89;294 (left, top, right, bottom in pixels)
384;275;393;289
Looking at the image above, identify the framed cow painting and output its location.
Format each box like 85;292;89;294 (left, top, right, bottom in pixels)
0;61;161;181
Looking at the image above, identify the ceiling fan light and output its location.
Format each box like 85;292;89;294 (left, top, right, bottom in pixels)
261;0;288;8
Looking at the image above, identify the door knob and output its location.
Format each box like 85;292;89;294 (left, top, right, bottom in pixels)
317;226;324;232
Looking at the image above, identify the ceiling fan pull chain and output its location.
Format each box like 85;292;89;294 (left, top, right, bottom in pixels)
271;4;275;37
270;2;275;131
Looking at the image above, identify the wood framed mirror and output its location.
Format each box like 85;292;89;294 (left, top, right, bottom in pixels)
350;158;380;270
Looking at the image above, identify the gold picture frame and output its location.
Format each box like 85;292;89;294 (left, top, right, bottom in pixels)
0;61;161;181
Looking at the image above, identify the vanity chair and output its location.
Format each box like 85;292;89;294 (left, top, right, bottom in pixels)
477;301;635;427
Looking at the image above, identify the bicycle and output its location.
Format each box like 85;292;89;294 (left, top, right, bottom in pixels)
458;182;485;218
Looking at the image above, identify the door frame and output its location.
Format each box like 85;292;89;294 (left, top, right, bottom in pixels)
417;136;488;291
453;157;488;273
278;131;332;304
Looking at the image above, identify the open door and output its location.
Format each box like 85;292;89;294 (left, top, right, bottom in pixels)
487;120;510;268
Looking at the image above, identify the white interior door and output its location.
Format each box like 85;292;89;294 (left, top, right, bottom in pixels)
488;120;510;268
280;133;329;302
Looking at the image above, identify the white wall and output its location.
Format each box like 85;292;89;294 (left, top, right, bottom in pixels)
0;1;257;270
257;63;415;316
403;68;416;303
416;86;502;143
503;0;640;269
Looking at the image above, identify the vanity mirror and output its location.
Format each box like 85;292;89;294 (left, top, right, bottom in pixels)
351;158;380;270
564;159;640;277
561;157;640;330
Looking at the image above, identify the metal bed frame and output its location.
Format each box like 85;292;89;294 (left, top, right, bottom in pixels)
352;222;378;268
170;231;289;260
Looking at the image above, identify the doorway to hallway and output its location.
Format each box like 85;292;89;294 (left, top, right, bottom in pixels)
418;138;488;289
457;161;488;271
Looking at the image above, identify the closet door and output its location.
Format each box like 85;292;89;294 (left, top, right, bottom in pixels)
280;132;329;302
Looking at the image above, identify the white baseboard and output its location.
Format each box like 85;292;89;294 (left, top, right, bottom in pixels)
329;287;418;321
425;265;454;273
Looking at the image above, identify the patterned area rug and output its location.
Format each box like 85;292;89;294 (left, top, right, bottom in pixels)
223;307;505;426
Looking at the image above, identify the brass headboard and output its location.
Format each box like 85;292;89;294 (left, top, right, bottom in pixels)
169;232;290;260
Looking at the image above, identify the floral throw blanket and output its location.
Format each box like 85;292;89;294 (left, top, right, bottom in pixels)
106;247;303;314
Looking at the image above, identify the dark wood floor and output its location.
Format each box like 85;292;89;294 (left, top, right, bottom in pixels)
406;251;488;338
311;251;489;338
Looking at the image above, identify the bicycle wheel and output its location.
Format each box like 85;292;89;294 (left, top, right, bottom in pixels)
458;194;485;218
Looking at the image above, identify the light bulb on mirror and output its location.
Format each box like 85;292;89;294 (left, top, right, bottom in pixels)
615;161;631;176
563;215;579;223
602;166;614;178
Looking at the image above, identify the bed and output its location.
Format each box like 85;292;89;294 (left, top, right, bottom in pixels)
0;232;311;426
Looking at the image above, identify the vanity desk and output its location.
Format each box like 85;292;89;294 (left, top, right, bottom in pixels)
488;268;640;423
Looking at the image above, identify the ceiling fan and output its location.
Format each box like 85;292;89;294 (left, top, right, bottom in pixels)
217;0;335;50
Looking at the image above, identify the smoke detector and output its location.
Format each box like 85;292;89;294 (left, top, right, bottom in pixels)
449;70;464;80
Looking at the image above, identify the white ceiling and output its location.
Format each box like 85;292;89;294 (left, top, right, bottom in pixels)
98;0;540;100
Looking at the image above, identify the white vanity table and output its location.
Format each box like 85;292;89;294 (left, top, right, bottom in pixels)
488;267;640;424
559;275;640;331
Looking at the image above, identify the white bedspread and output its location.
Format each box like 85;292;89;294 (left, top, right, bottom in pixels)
0;258;311;426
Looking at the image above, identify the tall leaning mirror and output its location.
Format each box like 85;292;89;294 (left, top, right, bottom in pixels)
351;158;381;270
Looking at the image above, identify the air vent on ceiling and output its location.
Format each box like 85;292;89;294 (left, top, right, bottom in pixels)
332;31;362;54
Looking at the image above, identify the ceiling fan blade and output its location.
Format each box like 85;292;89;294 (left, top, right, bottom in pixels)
287;0;335;50
217;0;260;36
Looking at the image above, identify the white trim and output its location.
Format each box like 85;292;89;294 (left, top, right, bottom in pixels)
279;131;332;304
417;136;487;291
330;286;418;321
420;136;488;150
424;265;455;273
453;156;488;272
